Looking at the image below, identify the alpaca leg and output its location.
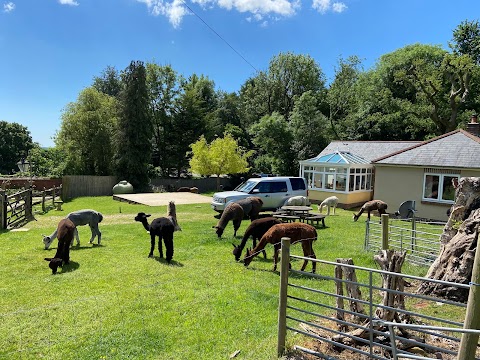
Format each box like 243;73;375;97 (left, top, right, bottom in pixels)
333;203;337;215
253;238;267;259
72;228;79;247
233;219;242;237
273;244;280;271
164;235;174;263
91;223;101;244
326;205;330;216
149;234;155;258
158;235;164;258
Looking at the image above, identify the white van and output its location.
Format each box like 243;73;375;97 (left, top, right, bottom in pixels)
211;176;308;213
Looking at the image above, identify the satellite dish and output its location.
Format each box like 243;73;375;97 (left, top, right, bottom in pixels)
396;200;416;219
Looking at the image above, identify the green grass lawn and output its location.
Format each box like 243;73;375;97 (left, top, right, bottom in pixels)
0;196;432;359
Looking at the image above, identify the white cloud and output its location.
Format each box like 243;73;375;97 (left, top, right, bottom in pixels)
3;2;15;13
137;0;299;28
332;2;347;13
58;0;79;6
312;0;347;14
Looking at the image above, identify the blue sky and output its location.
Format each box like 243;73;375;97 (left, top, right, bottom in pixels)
1;0;479;148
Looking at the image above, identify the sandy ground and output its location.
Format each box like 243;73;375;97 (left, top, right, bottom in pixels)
112;192;213;206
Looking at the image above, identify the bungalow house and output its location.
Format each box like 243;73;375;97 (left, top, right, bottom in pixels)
299;117;480;222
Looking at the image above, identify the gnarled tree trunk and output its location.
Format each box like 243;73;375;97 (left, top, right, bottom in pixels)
418;177;480;302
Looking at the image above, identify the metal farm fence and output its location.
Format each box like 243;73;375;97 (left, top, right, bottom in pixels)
364;216;445;266
277;238;477;360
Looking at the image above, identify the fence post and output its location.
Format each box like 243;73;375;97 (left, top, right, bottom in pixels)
0;190;6;229
411;216;417;252
26;187;32;219
381;214;389;250
42;187;46;212
277;237;291;357
458;243;480;359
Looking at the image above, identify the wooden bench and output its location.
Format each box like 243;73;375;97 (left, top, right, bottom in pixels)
303;214;326;227
273;214;301;223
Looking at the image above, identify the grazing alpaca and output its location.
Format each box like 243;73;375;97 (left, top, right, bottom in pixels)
44;219;76;274
135;213;175;261
213;202;244;238
235;197;263;220
284;196;310;206
232;217;282;261
353;200;388;221
243;222;317;273
319;196;339;215
42;209;103;250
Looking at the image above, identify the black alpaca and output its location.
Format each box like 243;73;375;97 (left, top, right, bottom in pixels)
135;212;175;262
44;218;76;274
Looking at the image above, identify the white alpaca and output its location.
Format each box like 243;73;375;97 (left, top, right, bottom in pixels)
284;196;310;206
319;196;339;215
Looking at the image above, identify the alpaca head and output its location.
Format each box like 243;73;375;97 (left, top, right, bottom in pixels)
243;248;254;267
353;214;359;222
232;243;241;261
42;235;53;249
167;201;176;217
134;212;151;223
44;257;63;274
213;225;224;238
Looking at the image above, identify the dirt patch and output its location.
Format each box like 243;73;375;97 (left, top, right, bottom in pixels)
113;192;212;206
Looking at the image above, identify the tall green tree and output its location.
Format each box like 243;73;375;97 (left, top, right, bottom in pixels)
0;121;33;175
56;87;118;175
450;19;480;65
189;134;253;189
28;144;66;178
92;66;123;98
248;112;294;175
114;61;152;190
145;62;182;174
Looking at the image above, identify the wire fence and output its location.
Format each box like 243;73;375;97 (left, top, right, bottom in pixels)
278;244;476;360
364;217;445;266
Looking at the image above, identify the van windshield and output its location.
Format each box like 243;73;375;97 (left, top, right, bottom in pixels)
236;180;257;193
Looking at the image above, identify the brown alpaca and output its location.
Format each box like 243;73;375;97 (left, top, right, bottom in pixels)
353;200;388;221
44;219;76;274
243;222;317;273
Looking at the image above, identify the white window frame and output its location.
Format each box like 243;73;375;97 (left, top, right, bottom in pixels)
302;164;373;193
422;172;459;204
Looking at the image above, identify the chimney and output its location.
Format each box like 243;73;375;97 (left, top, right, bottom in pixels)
467;113;480;137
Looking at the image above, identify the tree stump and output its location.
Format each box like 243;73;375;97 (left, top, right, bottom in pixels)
335;258;364;328
332;250;407;347
418;177;480;302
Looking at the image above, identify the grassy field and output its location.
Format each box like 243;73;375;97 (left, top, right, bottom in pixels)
0;196;432;359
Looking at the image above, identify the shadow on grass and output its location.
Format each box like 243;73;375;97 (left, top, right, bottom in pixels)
44;260;80;275
151;257;184;267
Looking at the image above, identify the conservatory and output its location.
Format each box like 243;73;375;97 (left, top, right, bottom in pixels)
299;151;374;208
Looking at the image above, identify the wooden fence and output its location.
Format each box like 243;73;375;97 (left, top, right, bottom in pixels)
62;176;118;200
0;185;62;229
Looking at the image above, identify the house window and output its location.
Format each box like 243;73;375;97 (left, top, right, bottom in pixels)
349;168;373;191
423;173;459;203
303;165;372;192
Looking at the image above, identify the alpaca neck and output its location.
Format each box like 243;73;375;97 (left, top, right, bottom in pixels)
141;220;151;232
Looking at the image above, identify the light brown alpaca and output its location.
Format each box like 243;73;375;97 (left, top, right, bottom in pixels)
353;200;388;221
243;222;317;273
167;201;181;231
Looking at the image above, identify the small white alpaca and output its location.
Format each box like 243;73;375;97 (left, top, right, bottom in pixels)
319;196;339;215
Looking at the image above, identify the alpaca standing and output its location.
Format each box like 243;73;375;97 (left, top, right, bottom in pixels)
232;217;281;261
135;202;180;262
319;196;339;215
213;202;244;238
353;200;388;221
44;219;76;274
42;209;103;249
243;222;317;273
235;197;263;220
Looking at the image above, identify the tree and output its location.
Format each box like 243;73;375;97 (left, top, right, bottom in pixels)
248;112;294;175
189;134;253;189
92;66;123;98
56;87;118;175
289;91;330;169
114;61;152;190
450;19;480;65
0;121;33;175
28;144;66;178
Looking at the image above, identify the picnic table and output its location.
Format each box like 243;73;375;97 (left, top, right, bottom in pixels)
273;205;326;227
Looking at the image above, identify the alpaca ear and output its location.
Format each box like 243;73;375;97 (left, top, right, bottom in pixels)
232;243;237;248
146;214;151;217
44;258;53;261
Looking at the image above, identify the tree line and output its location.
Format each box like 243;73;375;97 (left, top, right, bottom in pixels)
2;20;479;190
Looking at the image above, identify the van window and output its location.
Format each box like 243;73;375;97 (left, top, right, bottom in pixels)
290;178;306;191
271;181;288;193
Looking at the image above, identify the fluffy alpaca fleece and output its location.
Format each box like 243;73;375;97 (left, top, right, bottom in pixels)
235;197;263;220
243;222;317;273
213;202;244;238
44;218;76;274
42;209;103;249
232;217;282;261
353;200;388;221
319;196;339;215
284;196;310;206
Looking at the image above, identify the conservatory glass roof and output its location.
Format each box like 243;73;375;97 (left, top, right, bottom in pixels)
305;151;370;165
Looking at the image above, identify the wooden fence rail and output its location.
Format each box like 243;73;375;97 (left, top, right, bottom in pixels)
0;185;62;230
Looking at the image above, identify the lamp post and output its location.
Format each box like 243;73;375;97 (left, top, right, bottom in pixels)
16;158;31;173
